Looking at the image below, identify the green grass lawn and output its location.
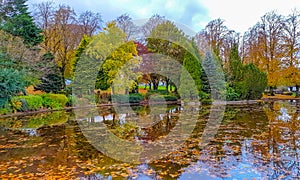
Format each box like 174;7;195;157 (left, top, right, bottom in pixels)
138;85;174;91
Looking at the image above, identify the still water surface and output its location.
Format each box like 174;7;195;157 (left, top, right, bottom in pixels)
0;100;299;179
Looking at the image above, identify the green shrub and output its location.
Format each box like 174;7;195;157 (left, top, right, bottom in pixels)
163;95;178;101
147;89;169;95
226;86;240;101
199;91;210;100
11;97;29;112
13;95;43;111
0;107;12;115
42;94;68;109
148;94;178;102
128;94;144;103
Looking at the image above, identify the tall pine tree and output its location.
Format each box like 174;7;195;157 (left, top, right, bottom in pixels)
0;0;43;46
34;52;64;93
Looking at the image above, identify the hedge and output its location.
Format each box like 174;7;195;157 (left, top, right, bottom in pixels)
12;95;43;111
42;94;68;110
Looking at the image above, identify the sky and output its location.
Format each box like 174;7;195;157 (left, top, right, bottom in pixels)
27;0;300;34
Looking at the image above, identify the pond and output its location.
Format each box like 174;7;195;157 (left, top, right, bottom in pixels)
0;100;300;179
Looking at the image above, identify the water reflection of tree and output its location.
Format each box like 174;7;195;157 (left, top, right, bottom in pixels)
250;100;300;179
94;105;181;140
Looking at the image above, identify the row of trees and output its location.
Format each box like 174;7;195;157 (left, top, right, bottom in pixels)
1;0;298;109
195;10;300;95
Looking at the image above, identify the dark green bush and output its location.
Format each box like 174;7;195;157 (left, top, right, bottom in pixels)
147;90;169;95
148;94;178;102
163;95;178;101
226;86;240;101
129;94;144;103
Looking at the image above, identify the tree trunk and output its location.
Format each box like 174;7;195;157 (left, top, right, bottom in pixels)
165;79;169;93
296;84;299;98
154;82;159;90
112;85;115;95
135;84;139;93
269;86;275;96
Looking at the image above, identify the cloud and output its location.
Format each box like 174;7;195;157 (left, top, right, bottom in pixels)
27;0;209;32
27;0;300;34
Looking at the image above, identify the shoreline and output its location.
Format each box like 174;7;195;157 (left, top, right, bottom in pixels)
1;98;299;118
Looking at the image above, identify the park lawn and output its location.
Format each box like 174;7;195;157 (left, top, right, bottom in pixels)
138;85;174;91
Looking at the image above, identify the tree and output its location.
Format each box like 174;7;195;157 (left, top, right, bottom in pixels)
0;52;33;108
240;64;267;99
74;22;140;95
243;11;284;95
228;43;243;83
202;51;226;100
0;29;39;65
281;10;300;97
73;34;92;73
34;51;64;93
78;10;102;37
0;0;43;46
147;20;187;91
179;50;202;100
0;29;42;85
116;13;136;41
102;41;141;94
142;14;165;37
195;19;228;64
227;45;267;100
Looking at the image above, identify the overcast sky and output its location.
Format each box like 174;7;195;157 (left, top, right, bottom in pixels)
27;0;300;34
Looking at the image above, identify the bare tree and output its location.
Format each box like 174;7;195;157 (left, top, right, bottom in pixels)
116;13;137;41
282;9;300;95
78;10;102;37
242;11;285;92
195;18;230;67
141;14;165;37
32;1;55;51
282;9;300;67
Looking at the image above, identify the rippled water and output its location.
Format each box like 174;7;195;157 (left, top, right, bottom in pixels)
0;100;299;179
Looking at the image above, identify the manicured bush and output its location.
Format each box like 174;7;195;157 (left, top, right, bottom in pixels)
147;89;169;95
148;94;178;102
128;94;144;103
12;95;43;111
42;94;68;109
163;95;178;101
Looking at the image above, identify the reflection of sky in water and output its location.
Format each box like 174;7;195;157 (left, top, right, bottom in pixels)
277;108;292;122
180;139;266;179
22;128;38;136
